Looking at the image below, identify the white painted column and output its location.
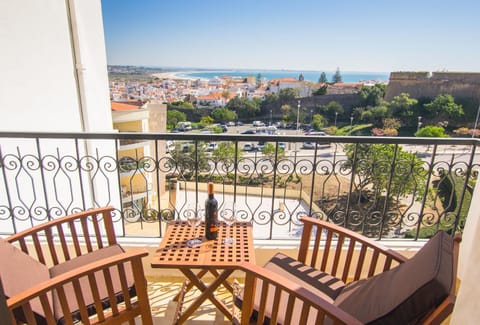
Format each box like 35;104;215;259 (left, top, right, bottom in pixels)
451;179;480;323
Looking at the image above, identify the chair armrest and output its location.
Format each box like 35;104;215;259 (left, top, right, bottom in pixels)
298;216;408;282
236;262;362;325
7;207;118;266
7;249;151;325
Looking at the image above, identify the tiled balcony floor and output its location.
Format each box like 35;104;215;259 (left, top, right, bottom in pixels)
143;276;233;324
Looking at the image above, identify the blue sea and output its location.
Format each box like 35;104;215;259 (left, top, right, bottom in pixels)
176;69;389;83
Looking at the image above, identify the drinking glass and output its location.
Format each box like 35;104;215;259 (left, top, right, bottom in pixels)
186;203;203;247
221;202;236;245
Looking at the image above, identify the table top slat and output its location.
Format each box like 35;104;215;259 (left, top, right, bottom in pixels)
151;221;255;268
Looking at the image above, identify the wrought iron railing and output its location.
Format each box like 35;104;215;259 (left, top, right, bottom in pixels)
0;132;478;240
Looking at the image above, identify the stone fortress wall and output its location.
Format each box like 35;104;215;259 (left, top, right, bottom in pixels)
385;71;480;104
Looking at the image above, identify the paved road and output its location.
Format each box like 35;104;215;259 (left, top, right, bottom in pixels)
179;123;480;167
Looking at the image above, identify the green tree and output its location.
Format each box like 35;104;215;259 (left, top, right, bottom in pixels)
262;143;285;160
424;94;464;119
390;93;418;120
318;72;328;83
359;84;386;107
167;110;186;129
256;73;263;88
279;88;298;103
225;96;260;119
344;144;427;200
221;90;231;101
212;107;237;123
332;67;343;83
382;118;401;130
320;101;344;117
167;101;194;109
263;93;279;104
312;84;328;96
169;143;209;177
281;104;292;122
415;126;449;137
212;142;242;163
311;114;327;130
199;115;214;127
359;104;391;127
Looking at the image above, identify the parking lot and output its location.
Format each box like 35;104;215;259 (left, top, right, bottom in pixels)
174;123;333;156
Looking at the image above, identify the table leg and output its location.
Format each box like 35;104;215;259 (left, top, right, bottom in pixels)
178;268;234;323
173;268;209;301
207;267;234;294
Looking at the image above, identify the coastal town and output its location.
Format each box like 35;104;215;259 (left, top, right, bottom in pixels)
108;65;480;140
108;65;378;109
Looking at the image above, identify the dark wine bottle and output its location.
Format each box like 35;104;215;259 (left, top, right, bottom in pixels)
205;182;219;240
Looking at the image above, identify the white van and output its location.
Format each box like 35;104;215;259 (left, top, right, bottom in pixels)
253;121;265;127
177;121;192;131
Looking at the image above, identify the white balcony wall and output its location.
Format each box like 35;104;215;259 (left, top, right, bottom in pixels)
0;0;119;226
0;0;112;132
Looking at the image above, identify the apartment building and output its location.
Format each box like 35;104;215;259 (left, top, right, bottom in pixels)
111;101;168;221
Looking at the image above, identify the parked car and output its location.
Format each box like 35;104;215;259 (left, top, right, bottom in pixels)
305;131;331;145
241;129;256;134
219;124;228;132
206;142;218;151
235;121;244;126
302;142;316;149
243;143;255;151
226;121;235;126
278;142;286;150
177;121;192;131
256;141;265;152
253;120;265;127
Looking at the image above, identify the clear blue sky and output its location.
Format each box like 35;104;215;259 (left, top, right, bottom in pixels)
101;0;480;73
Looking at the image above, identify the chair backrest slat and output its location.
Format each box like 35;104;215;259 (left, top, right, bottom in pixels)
72;279;90;325
87;273;105;322
311;225;323;267
68;220;82;257
368;249;380;277
56;224;70;262
284;294;295;324
92;214;104;249
45;228;59;265
80;218;92;253
32;233;45;265
331;233;345;277
269;287;281;324
354;245;367;281
342;239;356;282
320;230;333;272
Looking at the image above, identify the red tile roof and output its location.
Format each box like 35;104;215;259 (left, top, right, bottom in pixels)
111;101;143;111
269;78;300;84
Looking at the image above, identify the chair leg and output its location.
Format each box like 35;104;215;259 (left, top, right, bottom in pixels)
173;280;189;325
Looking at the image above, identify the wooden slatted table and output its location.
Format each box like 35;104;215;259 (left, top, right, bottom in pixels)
151;220;255;323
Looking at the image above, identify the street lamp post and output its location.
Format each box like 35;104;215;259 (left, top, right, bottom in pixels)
472;105;480;138
310;109;313;124
296;100;301;133
270;109;273;126
295;100;301;152
334;112;338;127
349;115;354;135
417;116;422;133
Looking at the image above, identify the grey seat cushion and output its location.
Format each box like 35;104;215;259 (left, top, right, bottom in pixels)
334;231;454;324
237;252;345;324
49;244;135;322
0;237;52;322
